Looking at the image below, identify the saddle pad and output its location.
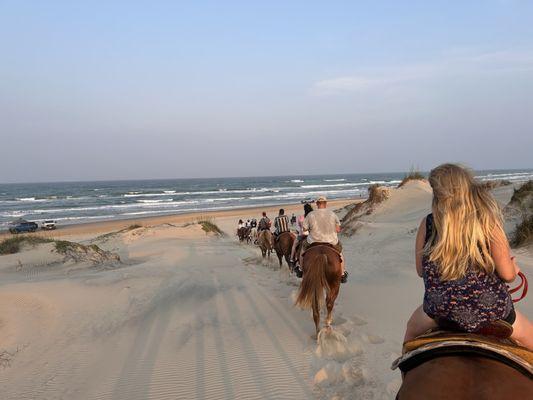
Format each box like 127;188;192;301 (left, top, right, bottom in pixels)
392;340;533;378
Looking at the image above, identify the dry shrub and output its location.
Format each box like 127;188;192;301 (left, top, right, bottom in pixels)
341;185;390;236
479;179;512;190
511;215;533;247
508;181;533;248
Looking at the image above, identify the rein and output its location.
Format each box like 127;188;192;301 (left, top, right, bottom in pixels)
508;271;528;303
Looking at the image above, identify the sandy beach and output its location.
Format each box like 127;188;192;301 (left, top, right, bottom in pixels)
0;182;531;399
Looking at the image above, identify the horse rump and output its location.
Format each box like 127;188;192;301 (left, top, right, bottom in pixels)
295;252;329;310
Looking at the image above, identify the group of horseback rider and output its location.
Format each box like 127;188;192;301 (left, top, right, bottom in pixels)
238;196;348;283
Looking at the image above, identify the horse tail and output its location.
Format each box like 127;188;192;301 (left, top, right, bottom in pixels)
295;252;329;310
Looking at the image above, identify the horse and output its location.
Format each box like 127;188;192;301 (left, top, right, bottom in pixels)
295;244;342;336
395;327;533;399
250;227;258;243
273;231;295;268
257;230;273;258
237;227;251;243
397;355;532;399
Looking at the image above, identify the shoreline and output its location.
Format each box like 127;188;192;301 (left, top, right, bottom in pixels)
0;198;358;239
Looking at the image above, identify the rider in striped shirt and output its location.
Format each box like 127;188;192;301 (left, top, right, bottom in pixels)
273;209;291;241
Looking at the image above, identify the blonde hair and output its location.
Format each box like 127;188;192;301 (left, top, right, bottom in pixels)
426;163;503;281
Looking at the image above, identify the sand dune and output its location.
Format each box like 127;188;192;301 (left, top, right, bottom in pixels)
0;185;530;399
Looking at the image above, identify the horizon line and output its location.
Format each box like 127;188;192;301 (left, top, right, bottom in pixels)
1;167;532;186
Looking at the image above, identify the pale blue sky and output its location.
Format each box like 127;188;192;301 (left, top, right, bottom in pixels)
1;1;532;182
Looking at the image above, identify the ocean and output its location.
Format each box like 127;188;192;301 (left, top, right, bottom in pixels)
1;169;532;230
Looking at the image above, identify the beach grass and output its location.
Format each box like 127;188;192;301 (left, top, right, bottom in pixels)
0;236;53;255
398;168;426;188
196;217;224;235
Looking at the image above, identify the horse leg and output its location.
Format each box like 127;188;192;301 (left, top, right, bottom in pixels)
312;292;320;337
325;284;339;327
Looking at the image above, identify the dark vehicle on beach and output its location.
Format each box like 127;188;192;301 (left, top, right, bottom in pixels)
9;220;38;234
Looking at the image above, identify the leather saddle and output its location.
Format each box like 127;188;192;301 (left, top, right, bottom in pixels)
392;323;533;379
302;242;342;259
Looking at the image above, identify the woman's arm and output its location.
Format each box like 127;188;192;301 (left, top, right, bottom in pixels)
491;227;519;283
415;217;427;277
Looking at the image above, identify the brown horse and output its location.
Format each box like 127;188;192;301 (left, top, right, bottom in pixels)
295;244;342;336
397;355;532;399
237;227;251;243
273;231;295;268
257;230;273;258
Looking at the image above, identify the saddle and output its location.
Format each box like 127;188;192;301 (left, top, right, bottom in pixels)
302;242;342;260
275;231;293;241
392;324;533;378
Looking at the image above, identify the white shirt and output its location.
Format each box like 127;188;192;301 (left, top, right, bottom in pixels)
303;209;340;245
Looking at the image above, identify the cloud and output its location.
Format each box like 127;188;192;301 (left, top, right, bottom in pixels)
311;49;533;95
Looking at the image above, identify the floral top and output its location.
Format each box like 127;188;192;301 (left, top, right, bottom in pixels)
422;214;513;332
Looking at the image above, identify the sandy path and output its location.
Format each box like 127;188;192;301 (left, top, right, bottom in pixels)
0;236;321;400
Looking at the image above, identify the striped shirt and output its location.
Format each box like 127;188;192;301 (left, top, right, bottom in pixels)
274;215;290;234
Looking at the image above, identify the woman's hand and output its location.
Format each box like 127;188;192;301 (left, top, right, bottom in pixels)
511;256;521;276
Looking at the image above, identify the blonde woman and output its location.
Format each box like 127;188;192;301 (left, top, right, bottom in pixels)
404;164;532;350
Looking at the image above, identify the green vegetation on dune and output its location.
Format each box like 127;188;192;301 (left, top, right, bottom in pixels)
0;236;120;266
0;236;53;255
398;168;426;188
94;224;144;242
197;218;224;235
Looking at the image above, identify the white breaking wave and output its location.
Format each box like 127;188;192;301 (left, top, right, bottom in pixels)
137;199;174;203
17;197;48;202
475;171;533;181
324;179;346;182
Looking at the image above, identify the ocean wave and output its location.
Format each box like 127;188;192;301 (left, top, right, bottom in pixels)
137;199;174;203
289;179;304;183
300;180;400;189
123;187;280;197
475;172;533;181
324;179;346;182
300;183;363;189
16;197;48;202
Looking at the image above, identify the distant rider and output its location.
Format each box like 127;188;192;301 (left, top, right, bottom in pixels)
273;208;291;242
290;213;297;226
256;212;271;245
297;196;348;283
257;212;271;232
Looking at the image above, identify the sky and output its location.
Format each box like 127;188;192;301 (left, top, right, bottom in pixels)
1;1;533;183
